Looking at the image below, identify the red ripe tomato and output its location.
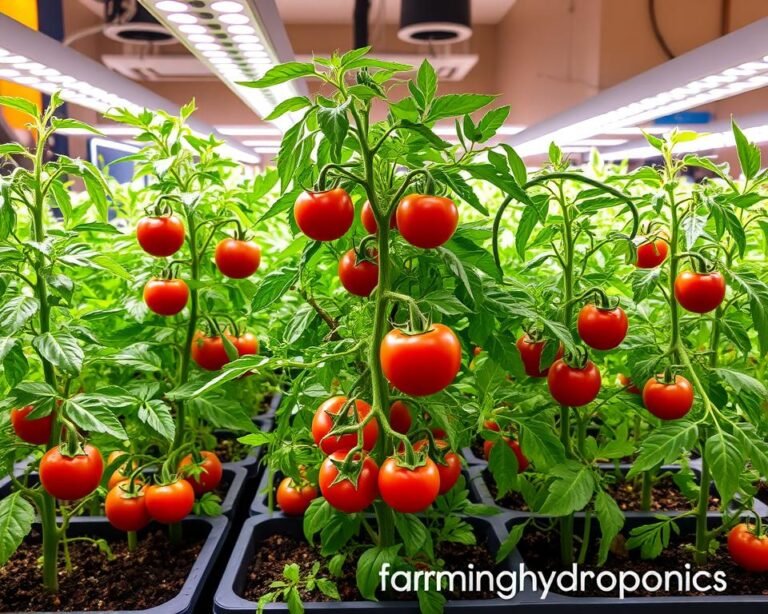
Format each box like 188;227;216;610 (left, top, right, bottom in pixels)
516;335;563;378
276;477;318;515
191;332;233;371
414;439;462;495
106;450;137;491
318;451;378;513
378;456;440;513
10;405;52;445
473;346;482;357
338;249;378;297
361;201;396;234
727;523;768;572
642;375;694;420
577;304;628;351
388;401;412;435
143;278;189;316
137;215;185;257
617;373;641;394
179;450;223;495
547;359;602;407
294;189;354;242
380;324;461;396
145;480;195;524
40;444;104;501
312;397;378;454
635;239;668;268
674;271;726;314
396;194;458;249
233;332;259;356
215;238;261;279
105;483;151;532
483;438;529;472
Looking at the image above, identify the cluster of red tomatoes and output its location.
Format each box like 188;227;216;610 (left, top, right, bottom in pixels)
104;450;223;531
137;214;262;316
513;236;723;421
293;189;458;298
279;396;462;516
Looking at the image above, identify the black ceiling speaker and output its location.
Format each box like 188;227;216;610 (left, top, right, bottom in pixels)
102;0;176;45
398;0;472;45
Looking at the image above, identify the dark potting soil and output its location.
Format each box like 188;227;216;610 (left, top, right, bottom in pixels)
215;434;252;463
470;438;486;461
605;475;720;512
241;532;499;603
0;529;204;612
518;526;768;597
482;469;530;511
755;480;768;506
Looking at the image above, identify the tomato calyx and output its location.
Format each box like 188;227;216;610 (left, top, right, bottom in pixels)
319;396;375;450
353;236;378;266
144;194;181;218
561;346;590;370
327;449;370;489
654;365;682;386
678;250;717;274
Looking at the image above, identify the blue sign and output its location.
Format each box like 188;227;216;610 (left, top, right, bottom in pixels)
654;112;712;125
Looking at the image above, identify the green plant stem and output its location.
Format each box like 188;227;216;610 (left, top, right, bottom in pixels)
174;210;199;451
694;433;711;565
31;131;60;593
127;531;138;552
577;509;592;565
641;471;652;512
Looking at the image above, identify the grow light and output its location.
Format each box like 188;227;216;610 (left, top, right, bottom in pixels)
0;14;259;164
139;0;307;132
599;112;768;160
509;17;768;156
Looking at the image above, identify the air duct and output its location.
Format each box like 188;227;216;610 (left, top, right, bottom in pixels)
398;0;472;45
103;0;175;45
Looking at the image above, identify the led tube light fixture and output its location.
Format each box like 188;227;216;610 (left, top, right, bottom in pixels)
139;0;307;132
509;17;768;157
0;13;259;164
599;111;768;161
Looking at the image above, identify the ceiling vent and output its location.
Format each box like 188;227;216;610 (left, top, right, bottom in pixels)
102;54;214;81
398;0;472;45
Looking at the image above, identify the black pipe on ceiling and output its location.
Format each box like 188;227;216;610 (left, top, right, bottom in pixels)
354;0;370;48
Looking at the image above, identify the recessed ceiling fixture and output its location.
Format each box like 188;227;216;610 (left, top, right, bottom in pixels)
509;17;768;157
139;0;308;132
398;0;472;45
0;13;259;164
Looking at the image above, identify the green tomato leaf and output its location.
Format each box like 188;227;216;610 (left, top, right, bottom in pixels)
0;492;34;565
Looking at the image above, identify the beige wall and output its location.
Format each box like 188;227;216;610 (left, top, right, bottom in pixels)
59;1;768;137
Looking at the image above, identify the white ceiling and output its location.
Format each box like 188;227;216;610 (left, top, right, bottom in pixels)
275;0;517;25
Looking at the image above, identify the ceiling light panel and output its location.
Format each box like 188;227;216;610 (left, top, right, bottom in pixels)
509;18;768;156
0;14;259;163
140;0;308;132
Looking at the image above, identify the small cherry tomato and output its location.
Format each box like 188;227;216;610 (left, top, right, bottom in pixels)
106;450;137;491
378;456;440;513
294;189;354;242
191;332;234;371
380;324;461;396
396;194;458;249
105;483;151;532
179;450;223;495
516;335;563;378
338;249;378;297
137;215;185;258
214;238;261;279
577;304;628;351
233;332;259;356
143;278;189;316
276;477;318;515
674;270;726;314
642;374;694;420
727;523;768;572
361;200;396;234
312;397;379;454
318;451;378;513
145;480;195;524
635;238;668;268
10;405;52;445
483;437;529;472
547;359;602;407
388;401;412;435
40;444;104;501
414;439;462;494
617;373;641;394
